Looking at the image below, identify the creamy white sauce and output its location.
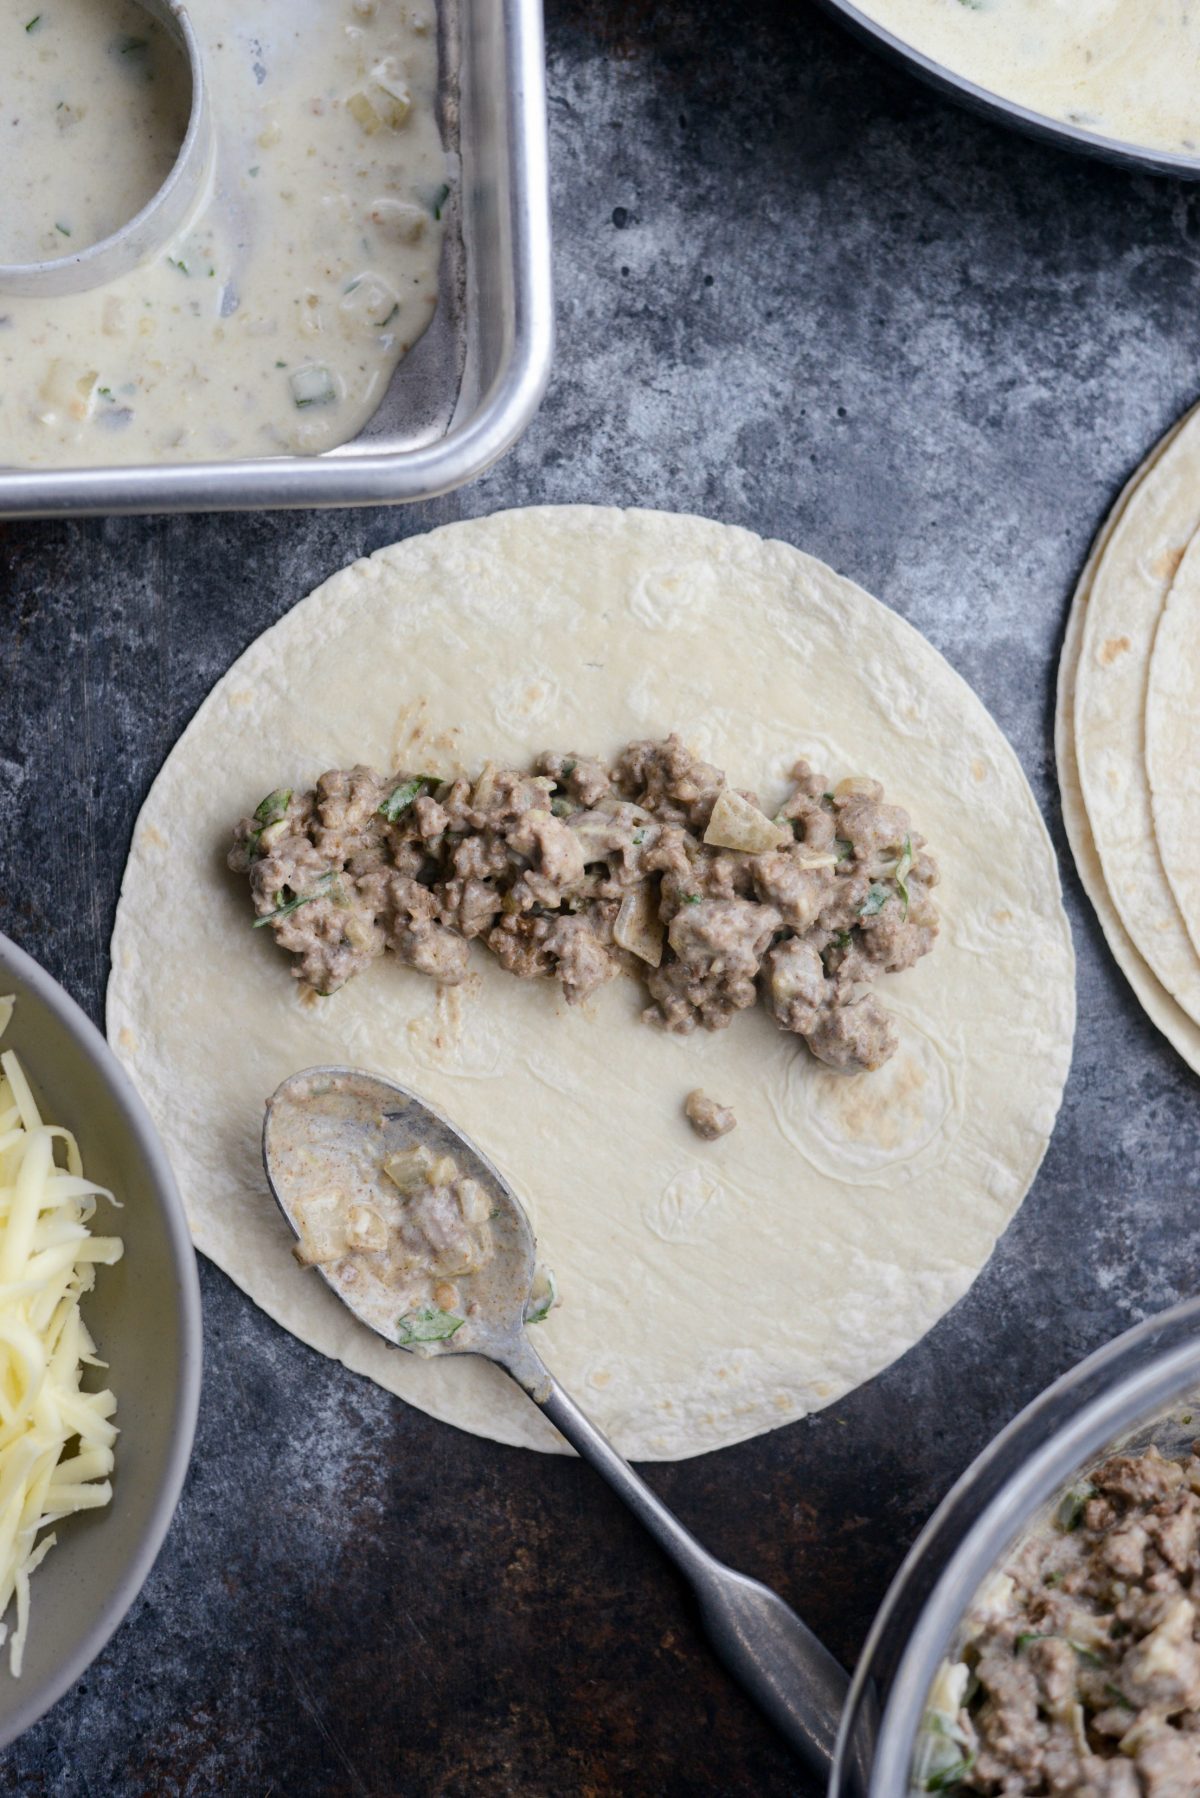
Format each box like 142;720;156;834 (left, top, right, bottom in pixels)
0;0;446;465
851;0;1200;156
2;0;191;260
266;1071;532;1357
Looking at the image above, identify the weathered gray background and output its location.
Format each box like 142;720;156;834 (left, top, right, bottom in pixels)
2;0;1198;1791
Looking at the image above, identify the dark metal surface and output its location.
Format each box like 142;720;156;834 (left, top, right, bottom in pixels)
2;0;1199;1790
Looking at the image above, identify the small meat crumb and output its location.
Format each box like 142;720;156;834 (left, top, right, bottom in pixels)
684;1089;736;1141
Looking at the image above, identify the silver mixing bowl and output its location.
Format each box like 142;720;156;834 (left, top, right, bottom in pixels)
817;0;1200;180
831;1295;1200;1793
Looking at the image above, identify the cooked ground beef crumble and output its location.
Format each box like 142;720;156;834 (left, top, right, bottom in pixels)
684;1089;737;1141
230;734;938;1075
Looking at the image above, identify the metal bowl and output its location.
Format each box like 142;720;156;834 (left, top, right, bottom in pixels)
816;0;1200;180
0;932;201;1748
830;1295;1200;1794
0;0;552;517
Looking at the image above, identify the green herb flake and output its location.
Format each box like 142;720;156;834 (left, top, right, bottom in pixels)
379;303;400;328
834;930;852;950
859;882;891;918
252;872;335;928
426;181;451;221
167;256;189;275
631;829;646;846
248;165;260;177
54;222;70;237
1056;1482;1096;1532
254;788;292;828
119;33;147;51
683;893;702;906
835;837;853;861
24;12;41;28
1104;1683;1133;1710
926;1755;976;1795
524;1268;558;1326
97;386;113;400
396;1306;464;1345
379;776;436;822
275;360;287;368
245;787;289;858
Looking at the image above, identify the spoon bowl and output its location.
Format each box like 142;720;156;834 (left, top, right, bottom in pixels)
262;1063;853;1781
264;1065;548;1377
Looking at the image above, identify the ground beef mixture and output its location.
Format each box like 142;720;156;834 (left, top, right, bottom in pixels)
921;1445;1200;1798
684;1089;737;1141
229;735;938;1074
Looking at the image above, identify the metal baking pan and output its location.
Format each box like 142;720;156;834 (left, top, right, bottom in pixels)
817;0;1200;180
0;0;553;518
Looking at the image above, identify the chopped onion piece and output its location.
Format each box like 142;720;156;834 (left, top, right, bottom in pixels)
383;1145;437;1193
793;852;837;870
289;364;337;410
614;890;664;967
346;1205;386;1252
703;789;792;855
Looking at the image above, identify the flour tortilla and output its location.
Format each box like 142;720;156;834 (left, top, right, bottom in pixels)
1074;407;1200;1026
107;508;1074;1459
1057;412;1200;1075
1147;530;1200;967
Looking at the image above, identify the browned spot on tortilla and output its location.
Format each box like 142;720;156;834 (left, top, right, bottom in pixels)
141;823;166;849
406;984;465;1062
1098;635;1132;665
992;908;1012;926
970;757;987;782
390;694;430;760
825;1055;928;1150
1152;545;1186;583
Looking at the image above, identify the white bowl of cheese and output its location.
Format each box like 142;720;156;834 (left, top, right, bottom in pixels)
0;930;200;1748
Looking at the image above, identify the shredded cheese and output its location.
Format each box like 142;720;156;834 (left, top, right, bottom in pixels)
0;999;123;1675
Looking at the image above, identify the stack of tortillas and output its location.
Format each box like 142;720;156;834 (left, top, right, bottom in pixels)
1059;403;1200;1072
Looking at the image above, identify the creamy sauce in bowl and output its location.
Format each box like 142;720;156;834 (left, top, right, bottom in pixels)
0;0;446;466
849;0;1200;159
2;0;192;261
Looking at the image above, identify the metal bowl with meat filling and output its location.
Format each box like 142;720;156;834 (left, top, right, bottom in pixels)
830;1296;1200;1796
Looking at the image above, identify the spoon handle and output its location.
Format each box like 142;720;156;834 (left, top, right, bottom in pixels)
501;1338;848;1776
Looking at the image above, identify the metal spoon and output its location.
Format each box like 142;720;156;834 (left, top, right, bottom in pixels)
263;1064;850;1777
